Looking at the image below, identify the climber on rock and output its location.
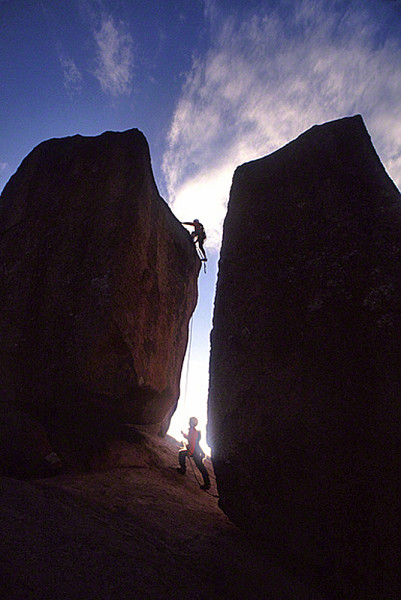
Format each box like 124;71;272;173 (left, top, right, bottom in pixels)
182;219;207;261
177;416;210;490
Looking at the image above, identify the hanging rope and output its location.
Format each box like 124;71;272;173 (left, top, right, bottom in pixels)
188;456;219;498
188;455;202;485
183;315;194;410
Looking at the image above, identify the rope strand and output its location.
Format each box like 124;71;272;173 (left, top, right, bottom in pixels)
183;315;194;410
189;457;219;498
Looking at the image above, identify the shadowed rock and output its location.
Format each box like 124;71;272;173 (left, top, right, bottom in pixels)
0;129;199;473
208;115;401;598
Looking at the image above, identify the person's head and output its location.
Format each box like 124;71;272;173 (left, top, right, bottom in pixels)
189;416;198;428
194;218;199;223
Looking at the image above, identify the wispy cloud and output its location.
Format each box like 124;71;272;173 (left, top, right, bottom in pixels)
59;54;83;96
92;13;134;96
0;162;9;190
163;0;401;251
39;2;83;98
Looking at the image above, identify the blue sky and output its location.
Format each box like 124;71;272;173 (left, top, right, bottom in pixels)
2;0;401;445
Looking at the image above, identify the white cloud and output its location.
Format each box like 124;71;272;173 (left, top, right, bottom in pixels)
0;162;9;192
39;2;83;98
93;13;134;96
163;0;401;251
59;55;83;95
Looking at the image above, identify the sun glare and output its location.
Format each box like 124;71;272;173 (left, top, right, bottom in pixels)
169;167;231;251
168;352;211;456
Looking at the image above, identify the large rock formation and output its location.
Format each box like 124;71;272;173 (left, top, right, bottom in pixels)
208;115;401;598
0;129;199;475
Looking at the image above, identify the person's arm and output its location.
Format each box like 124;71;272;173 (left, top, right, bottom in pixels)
182;221;194;227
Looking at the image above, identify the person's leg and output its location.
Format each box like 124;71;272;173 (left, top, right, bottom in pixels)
194;455;210;487
178;449;188;473
198;239;207;261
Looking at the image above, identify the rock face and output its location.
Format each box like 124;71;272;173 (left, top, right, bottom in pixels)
208;116;401;598
0;129;199;474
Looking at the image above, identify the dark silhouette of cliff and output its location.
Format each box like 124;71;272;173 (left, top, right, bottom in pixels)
0;129;199;476
3;116;401;599
0;434;325;600
209;115;401;599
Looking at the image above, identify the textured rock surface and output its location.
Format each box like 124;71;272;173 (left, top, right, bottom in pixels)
0;436;325;600
0;129;199;472
208;115;401;598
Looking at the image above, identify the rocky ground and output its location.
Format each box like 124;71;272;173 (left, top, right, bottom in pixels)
0;432;325;599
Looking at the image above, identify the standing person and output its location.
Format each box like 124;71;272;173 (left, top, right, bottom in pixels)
182;219;207;261
177;417;210;490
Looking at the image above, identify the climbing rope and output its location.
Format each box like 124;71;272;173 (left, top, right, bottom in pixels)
188;455;202;485
178;266;216;497
188;456;219;498
183;315;194;410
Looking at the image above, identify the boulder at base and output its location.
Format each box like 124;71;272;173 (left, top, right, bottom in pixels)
208;115;401;598
0;128;199;473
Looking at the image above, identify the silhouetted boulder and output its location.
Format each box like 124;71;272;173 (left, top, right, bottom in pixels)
0;129;199;474
209;115;401;598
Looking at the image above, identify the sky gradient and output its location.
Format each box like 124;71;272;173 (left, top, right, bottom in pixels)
2;0;401;446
